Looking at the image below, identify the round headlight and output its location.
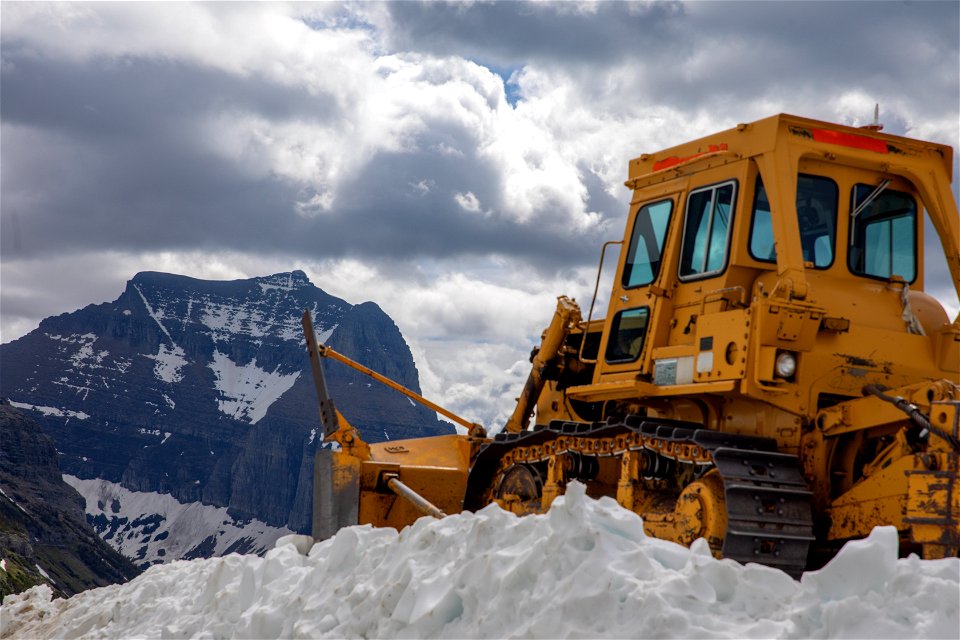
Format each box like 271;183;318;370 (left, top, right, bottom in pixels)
775;351;797;378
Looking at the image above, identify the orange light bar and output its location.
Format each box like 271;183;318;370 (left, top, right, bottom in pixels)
811;129;888;154
653;143;729;172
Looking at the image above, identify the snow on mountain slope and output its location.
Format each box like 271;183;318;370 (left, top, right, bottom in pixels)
3;483;957;639
63;476;292;569
145;344;188;384
8;401;90;421
208;350;301;424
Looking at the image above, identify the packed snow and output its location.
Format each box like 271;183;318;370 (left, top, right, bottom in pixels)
0;487;28;515
3;482;957;639
64;476;293;568
257;275;298;293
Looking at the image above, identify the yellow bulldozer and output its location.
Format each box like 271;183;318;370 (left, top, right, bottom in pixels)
303;113;960;577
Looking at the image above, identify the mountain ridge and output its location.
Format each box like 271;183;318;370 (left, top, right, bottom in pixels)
0;270;453;565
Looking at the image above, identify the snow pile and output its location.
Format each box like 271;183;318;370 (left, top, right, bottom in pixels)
3;483;958;639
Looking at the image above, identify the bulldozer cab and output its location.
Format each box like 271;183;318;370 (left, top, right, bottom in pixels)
562;114;959;429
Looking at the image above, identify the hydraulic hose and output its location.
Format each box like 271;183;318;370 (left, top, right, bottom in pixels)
862;384;960;453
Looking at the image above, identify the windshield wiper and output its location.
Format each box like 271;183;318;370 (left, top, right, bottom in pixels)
852;178;892;220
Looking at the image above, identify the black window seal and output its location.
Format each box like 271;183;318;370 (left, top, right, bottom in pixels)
846;184;918;284
604;305;651;365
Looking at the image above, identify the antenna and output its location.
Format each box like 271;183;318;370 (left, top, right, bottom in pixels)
860;103;884;132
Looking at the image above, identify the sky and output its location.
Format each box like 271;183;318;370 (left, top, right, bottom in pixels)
2;1;959;430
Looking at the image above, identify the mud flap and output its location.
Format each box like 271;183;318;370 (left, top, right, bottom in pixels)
312;448;360;541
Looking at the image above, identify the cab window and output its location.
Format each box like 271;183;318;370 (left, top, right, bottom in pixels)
749;174;838;268
679;182;736;279
605;307;649;364
622;200;673;288
849;184;917;282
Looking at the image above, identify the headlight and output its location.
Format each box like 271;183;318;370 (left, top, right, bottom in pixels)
775;351;797;378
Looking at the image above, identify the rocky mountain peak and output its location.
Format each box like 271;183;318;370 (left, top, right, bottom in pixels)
254;270;312;289
0;271;454;561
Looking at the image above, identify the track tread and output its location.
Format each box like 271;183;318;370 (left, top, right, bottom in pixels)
465;416;815;577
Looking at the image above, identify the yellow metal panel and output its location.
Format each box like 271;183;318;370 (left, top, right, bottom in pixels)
695;309;749;382
905;469;957;543
359;465;468;529
827;455;920;540
369;434;473;468
566;379;737;402
356;434;474;530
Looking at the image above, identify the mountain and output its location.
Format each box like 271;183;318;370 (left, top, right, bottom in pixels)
0;402;140;598
0;271;453;565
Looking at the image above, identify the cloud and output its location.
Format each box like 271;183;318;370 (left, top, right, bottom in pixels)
1;14;610;270
454;191;482;213
1;1;958;429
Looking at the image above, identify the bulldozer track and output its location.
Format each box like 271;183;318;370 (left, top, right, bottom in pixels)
465;416;815;577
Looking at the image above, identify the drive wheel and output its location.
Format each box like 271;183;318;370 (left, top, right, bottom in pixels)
673;471;727;553
495;463;543;515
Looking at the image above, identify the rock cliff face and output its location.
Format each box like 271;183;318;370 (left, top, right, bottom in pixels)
0;271;453;555
0;402;140;597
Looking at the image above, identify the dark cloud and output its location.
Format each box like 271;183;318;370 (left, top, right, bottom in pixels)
0;50;608;274
0;52;344;258
386;1;958;117
0;54;341;139
383;2;686;68
322;146;607;270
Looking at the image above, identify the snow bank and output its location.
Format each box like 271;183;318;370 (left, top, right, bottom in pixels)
3;483;958;639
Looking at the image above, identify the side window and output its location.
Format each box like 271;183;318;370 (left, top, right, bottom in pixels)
849;185;917;281
750;174;838;268
749;180;775;261
622;200;673;288
605;307;650;364
679;182;736;279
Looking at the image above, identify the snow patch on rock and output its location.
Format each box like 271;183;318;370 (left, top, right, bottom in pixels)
62;475;293;569
208;351;300;424
9;401;90;421
200;303;270;341
146;344;188;384
60;333;109;370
